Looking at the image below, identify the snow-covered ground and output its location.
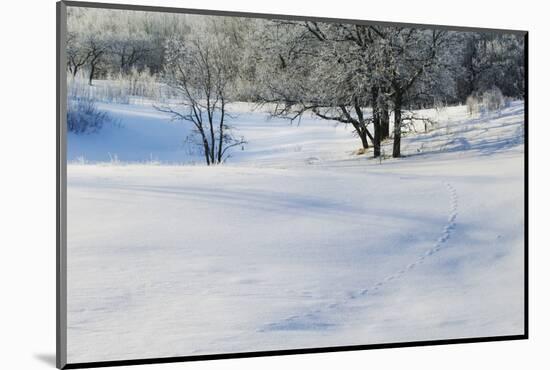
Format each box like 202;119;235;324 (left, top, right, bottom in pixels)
67;100;525;363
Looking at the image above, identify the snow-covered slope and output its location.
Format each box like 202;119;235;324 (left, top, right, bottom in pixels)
66;101;525;363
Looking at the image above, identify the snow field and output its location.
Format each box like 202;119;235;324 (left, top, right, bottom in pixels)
67;100;525;362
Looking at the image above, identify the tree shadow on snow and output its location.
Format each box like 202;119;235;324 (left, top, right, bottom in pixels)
405;106;524;159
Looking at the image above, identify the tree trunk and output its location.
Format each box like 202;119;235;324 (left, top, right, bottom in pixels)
88;64;95;86
217;101;226;163
195;126;211;166
357;131;369;149
358;128;369;149
208;118;216;164
88;50;103;86
392;92;402;158
350;101;372;151
201;135;211;166
378;86;390;140
206;97;216;164
380;106;390;140
372;87;381;157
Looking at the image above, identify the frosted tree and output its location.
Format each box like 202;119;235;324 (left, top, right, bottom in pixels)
106;31;154;74
66;8;191;81
66;31;92;77
253;21;453;158
100;10;168;74
65;9;524;158
156;20;245;165
66;8;110;84
457;32;524;100
379;28;450;157
254;21;387;155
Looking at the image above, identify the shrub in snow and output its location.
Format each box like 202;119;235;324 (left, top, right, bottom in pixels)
467;87;506;116
127;68;161;99
466;95;480;116
97;77;131;104
433;99;446;113
67;97;112;134
482;86;505;113
504;96;514;108
101;69;155;104
68;69;177;105
67;74;115;133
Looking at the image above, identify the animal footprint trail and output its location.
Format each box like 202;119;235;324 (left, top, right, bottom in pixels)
263;181;459;332
368;182;458;293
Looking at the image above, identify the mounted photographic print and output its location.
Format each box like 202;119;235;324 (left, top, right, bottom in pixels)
56;1;528;368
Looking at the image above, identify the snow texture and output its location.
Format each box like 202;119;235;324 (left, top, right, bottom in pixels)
67;101;525;363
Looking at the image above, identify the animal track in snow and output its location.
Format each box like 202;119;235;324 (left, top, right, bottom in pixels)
366;182;458;293
263;181;459;332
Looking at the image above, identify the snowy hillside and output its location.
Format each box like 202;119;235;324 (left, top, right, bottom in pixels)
67;101;525;363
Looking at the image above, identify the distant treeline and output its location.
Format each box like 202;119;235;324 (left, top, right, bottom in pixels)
67;7;524;158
